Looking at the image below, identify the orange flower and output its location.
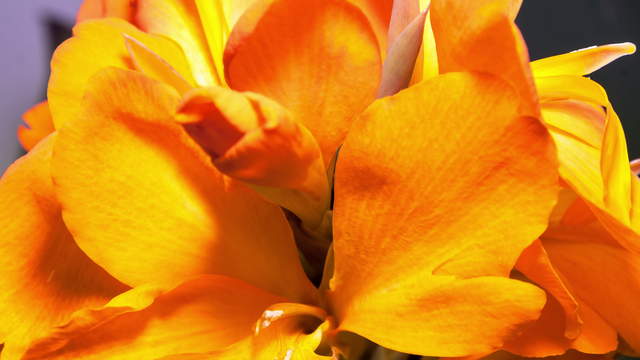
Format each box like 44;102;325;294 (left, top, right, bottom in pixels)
13;0;640;359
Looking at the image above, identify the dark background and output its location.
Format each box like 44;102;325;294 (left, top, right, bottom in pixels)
517;0;640;158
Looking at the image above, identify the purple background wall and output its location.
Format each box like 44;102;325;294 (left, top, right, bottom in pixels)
0;0;82;172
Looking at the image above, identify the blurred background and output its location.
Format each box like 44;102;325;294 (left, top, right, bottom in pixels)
0;0;639;172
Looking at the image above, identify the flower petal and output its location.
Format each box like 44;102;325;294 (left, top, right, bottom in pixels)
531;43;636;78
347;0;393;56
253;303;330;359
17;101;55;151
48;18;194;128
224;0;382;166
136;0;220;85
177;87;330;230
22;275;284;360
543;238;640;352
52;68;316;303
76;0;138;23
431;0;537;115
505;240;617;356
329;72;558;356
0;136;128;360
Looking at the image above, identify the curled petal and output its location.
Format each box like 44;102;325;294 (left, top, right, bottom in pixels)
22;276;285;360
224;0;381;166
178;87;330;229
49;18;194;128
0;136;127;360
136;0;221;85
531;43;636;78
377;10;428;98
17;101;54;151
76;0;138;23
52;68;316;303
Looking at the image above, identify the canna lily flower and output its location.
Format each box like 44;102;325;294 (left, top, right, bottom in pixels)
1;0;564;359
375;0;640;358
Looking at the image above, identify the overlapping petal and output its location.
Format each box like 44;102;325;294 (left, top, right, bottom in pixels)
0;136;128;360
136;0;221;85
52;68;316;303
329;72;558;356
177;87;330;229
17;101;54;151
431;0;538;115
224;0;382;165
22;276;285;360
48;18;194;128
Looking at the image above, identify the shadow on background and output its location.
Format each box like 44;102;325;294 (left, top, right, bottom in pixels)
517;0;640;159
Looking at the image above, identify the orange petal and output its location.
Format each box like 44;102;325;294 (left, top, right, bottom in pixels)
124;35;194;94
17;101;55;151
76;0;138;23
48;18;194;128
506;240;617;356
531;43;636;78
515;240;581;339
329;72;558;356
543;233;640;352
224;0;382;166
177;87;330;229
347;0;393;57
0;135;128;360
52;68;316;303
252;303;331;359
431;0;538;115
23;275;285;360
136;0;220;85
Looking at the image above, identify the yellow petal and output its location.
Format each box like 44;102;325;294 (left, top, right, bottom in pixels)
17;101;55;151
49;18;194;128
22;276;285;360
52;68;316;303
329;72;558;356
531;43;636;77
347;0;393;57
137;0;220;85
124;35;194;94
177;87;330;230
224;0;381;166
543;216;640;352
0;135;128;360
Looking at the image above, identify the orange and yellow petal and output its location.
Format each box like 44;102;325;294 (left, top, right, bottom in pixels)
17;101;55;151
136;0;221;85
52;68;316;303
0;136;128;360
505;240;617;356
329;72;558;356
431;0;538;115
178;87;330;229
48;18;193;128
531;43;636;78
224;0;381;166
22;276;285;360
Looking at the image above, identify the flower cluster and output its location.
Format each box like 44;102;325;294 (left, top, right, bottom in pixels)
1;0;639;359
